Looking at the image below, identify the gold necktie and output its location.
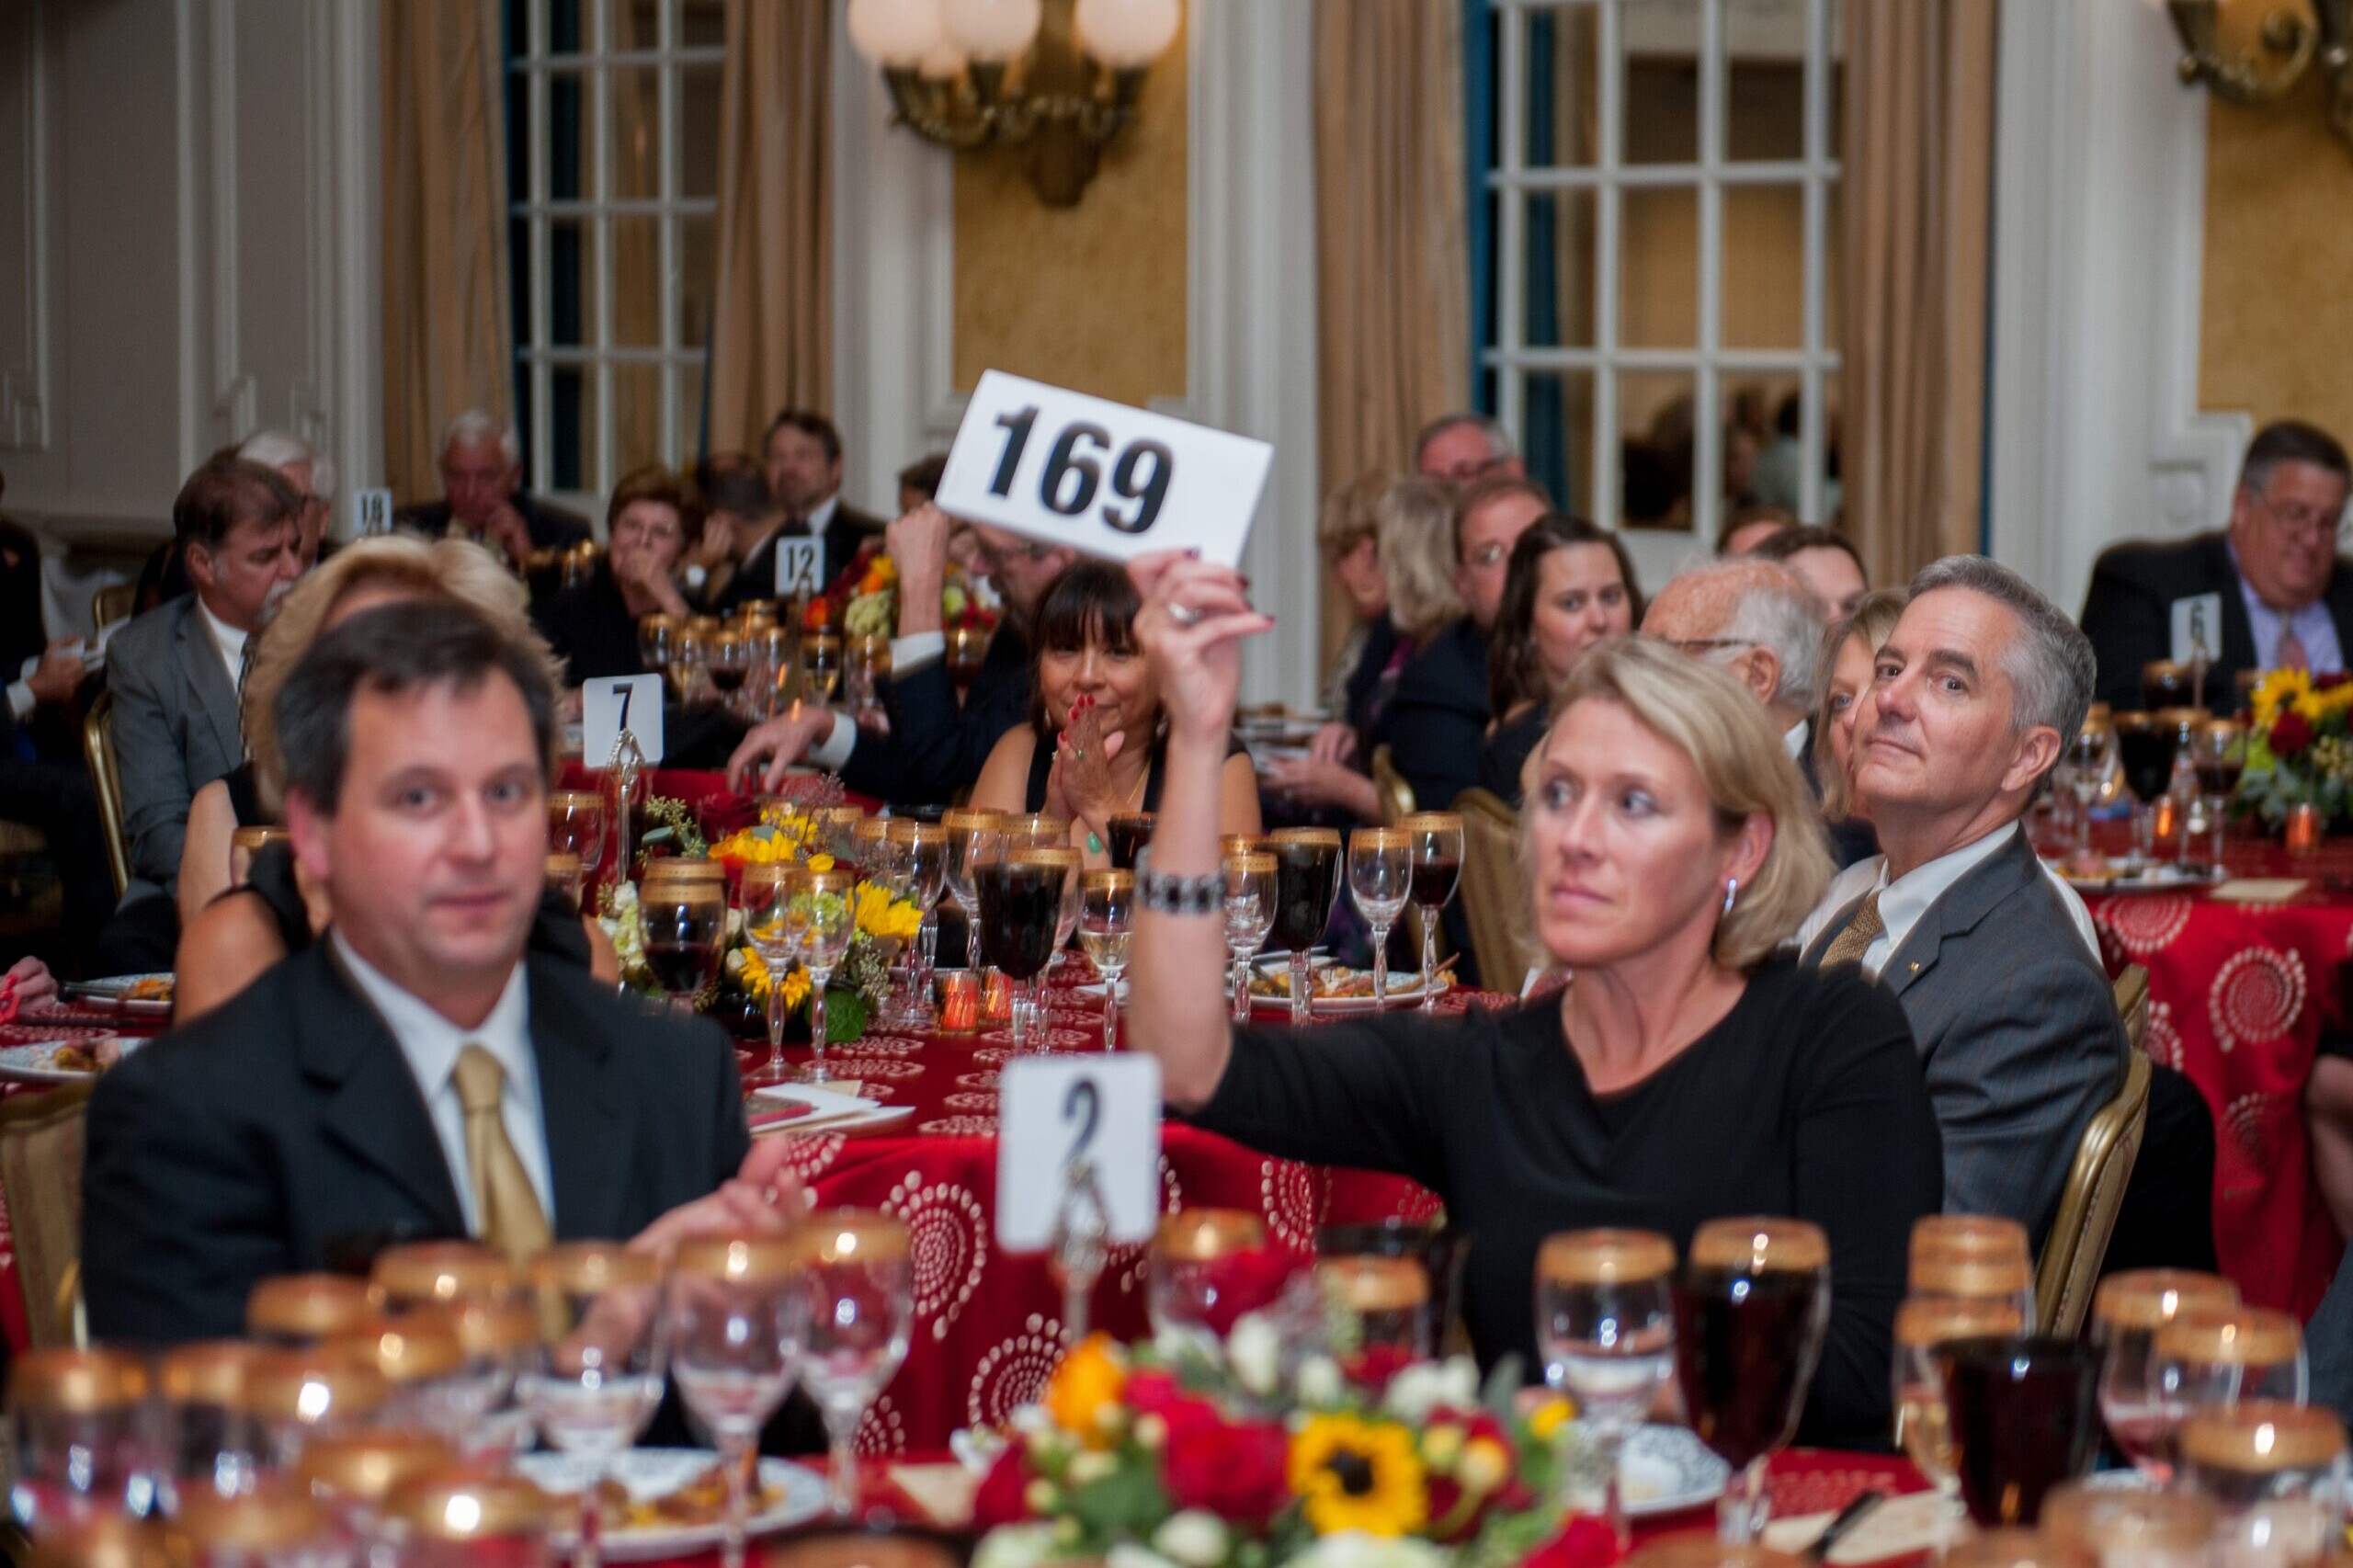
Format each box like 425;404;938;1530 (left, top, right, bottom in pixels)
1820;892;1885;968
451;1045;552;1264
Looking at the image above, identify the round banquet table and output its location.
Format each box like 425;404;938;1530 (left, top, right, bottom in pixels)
2068;825;2353;1320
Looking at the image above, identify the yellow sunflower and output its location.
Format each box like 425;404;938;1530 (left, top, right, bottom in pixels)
737;947;811;1009
1288;1415;1427;1538
853;881;923;942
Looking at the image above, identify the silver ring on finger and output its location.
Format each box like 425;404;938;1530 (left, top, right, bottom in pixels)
1169;601;1204;628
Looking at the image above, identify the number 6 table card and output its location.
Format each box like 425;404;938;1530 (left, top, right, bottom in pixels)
936;370;1275;569
996;1054;1162;1252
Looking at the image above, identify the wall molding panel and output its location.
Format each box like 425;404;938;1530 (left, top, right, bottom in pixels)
0;0;53;455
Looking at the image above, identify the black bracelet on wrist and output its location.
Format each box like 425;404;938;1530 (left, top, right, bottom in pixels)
1134;846;1223;916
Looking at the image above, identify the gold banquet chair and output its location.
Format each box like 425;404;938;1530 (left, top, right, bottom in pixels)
83;687;131;902
1455;788;1537;994
0;1080;96;1349
2032;964;2154;1337
90;583;136;631
1370;745;1415;826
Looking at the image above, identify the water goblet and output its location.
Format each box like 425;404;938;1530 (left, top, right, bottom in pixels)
790;869;859;1080
1078;869;1133;1051
1222;851;1276;1024
668;1234;809;1568
517;1245;668;1568
2155;1307;2309;1415
803;631;844;705
798;1213;915;1520
1347;826;1413;1010
6;1349;154;1536
889;820;948;1027
1538;1229;1677;1548
2094;1269;2240;1486
942;809;1006;970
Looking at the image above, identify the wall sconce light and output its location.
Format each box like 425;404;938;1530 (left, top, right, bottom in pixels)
2164;0;2353;142
847;0;1184;207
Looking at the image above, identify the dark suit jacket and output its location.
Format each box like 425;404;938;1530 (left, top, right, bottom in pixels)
1384;618;1490;814
536;562;647;685
1802;829;2125;1248
393;494;596;555
82;943;750;1345
2079;528;2353;710
710;503;881;615
105;596;244;895
870;620;1031;806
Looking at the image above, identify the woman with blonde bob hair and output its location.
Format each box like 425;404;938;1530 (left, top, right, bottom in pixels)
174;536;612;1022
1119;562;1941;1453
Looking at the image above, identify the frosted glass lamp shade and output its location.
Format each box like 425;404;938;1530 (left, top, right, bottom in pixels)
941;0;1043;62
1074;0;1181;68
847;0;947;68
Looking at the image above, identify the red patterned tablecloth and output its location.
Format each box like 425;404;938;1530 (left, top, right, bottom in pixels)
2075;829;2353;1319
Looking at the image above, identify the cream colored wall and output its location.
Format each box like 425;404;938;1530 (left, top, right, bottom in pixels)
950;24;1189;408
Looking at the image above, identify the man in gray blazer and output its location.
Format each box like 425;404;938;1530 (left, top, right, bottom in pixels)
107;455;304;897
1798;556;2125;1248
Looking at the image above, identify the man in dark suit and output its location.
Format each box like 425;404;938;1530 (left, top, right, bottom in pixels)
2080;419;2353;710
1800;557;2148;1250
728;506;1074;807
706;411;881;616
83;599;794;1343
393;409;595;565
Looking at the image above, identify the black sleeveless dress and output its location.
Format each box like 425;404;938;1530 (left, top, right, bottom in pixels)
1017;728;1247;812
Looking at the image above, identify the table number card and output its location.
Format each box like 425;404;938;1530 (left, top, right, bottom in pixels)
350;487;394;539
774;537;825;597
996;1054;1162;1251
582;674;665;764
936;370;1275;569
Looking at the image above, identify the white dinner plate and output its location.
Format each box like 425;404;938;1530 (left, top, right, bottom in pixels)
64;973;174;1017
0;1036;146;1085
515;1449;829;1562
2050;857;2224;895
749;1082;915;1135
1616;1424;1732;1517
1240;957;1450;1014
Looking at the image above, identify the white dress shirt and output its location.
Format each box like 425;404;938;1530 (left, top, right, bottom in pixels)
1783;719;1810;761
1795;821;2103;979
194;597;249;695
332;933;554;1232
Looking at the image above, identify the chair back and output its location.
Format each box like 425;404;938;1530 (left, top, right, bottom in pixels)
2115;963;2151;1053
83;687;131;901
1455;788;1536;993
0;1081;96;1349
90;583;136;631
1370;745;1415;826
2033;1036;2153;1338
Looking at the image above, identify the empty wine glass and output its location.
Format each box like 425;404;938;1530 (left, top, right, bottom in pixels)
941;808;1005;968
1908;1215;2037;1322
668;1234;809;1568
1005;813;1070;853
672;620;711;706
640;864;727;1012
155;1342;268;1512
946;623;990;695
637;614;677;679
518;1244;668;1568
1347;827;1413;1011
803;631;843;704
1398;812;1463;1010
1078;869;1134;1051
1673;1217;1832;1544
740;864;801;1087
6;1349;155;1535
2066;724;2114;855
847;634;889;722
549;790;608;881
799;1213;914;1520
789;868;858;1081
2178;1402;2346;1535
890;820;948;1028
1538;1230;1676;1549
1222;851;1276;1024
546;852;585;913
2094;1269;2240;1487
2156;1307;2309;1416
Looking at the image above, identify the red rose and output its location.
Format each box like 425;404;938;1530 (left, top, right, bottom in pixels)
973;1447;1034;1528
1124;1369;1184;1419
2272;710;2315;756
1164;1414;1290;1526
2318;672;2349;690
1522;1515;1622;1568
1195;1247;1303;1335
1343;1342;1418;1391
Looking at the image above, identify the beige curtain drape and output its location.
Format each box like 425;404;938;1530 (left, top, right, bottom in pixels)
1840;0;1997;584
1313;0;1471;494
381;0;515;505
708;0;833;450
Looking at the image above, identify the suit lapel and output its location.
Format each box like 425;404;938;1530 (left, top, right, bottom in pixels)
296;946;468;1234
1879;831;2039;1001
2210;535;2258;675
2325;563;2353;664
175;600;244;766
524;956;633;1240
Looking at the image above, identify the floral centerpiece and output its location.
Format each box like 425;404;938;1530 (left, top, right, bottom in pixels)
969;1325;1601;1568
836;550;999;641
2234;668;2353;828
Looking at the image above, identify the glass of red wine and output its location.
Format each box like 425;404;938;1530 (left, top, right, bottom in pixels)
639;863;727;1013
974;857;1064;1052
2111;711;2175;846
1107;812;1156;871
1267;828;1343;1026
946;623;991;697
1672;1217;1831;1544
1936;1335;2101;1528
1398;813;1463;1009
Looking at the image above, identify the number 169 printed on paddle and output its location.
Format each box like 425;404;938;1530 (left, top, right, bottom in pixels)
935;370;1275;569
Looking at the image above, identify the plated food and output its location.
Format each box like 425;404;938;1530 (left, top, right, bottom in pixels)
0;1035;142;1085
67;972;175;1017
2048;852;2223;894
1239;959;1452;1013
516;1449;828;1560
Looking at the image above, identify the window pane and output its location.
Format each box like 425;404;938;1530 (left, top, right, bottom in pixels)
1725;0;1807;162
1620;187;1697;349
1622;3;1699;165
551;365;597;495
548;70;589;201
683;0;725;50
1517;370;1596;525
547;219;596;347
1521;190;1597;350
1620;370;1695;530
615;362;665;477
681;62;722;199
1522;6;1597;169
1824;179;1843;352
613;216;663;347
548;0;585;54
611;65;661;200
677;357;709;462
1726;376;1798;509
1824;0;1845;155
678;213;715;349
1721;185;1803;350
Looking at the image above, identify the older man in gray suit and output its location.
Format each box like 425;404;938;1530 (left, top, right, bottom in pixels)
108;455;304;899
1797;556;2124;1247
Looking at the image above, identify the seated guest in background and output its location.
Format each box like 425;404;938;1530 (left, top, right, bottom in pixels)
1643;557;1828;769
897;451;949;516
1479;516;1643;805
536;465;699;686
1797;557;2125;1247
85;600;794;1344
972;559;1261;862
238;429;339;569
765;408;881;591
2080;419;2353;710
1263;474;1438;820
1384;473;1552;815
108;455;305;910
1415;412;1524;487
682;453;767;607
1809;590;1905;869
1123;560;1940;1449
395;410;593;566
729;506;1073;802
174;537;618;1023
1752;523;1870;618
1718;505;1796;558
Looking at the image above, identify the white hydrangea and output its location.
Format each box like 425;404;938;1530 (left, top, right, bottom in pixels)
1107;1545;1185;1568
1381;1357;1480;1424
1294;1353;1346;1408
1151;1511;1232;1568
1227;1311;1284;1398
1288;1533;1451;1568
973;1525;1060;1568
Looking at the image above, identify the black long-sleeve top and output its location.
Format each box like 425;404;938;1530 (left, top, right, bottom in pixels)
1189;955;1943;1451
